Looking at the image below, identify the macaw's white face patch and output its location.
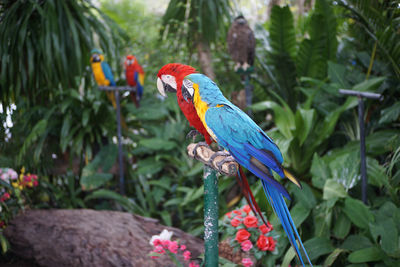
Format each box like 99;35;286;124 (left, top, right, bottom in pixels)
157;74;177;97
182;79;194;101
161;74;177;90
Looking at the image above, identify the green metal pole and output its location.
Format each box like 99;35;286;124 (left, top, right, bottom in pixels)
204;165;218;267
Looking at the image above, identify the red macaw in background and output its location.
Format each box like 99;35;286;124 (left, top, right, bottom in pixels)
124;55;145;108
156;63;268;226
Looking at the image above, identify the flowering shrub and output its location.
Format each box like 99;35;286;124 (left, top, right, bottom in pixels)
0;167;39;252
222;205;277;266
149;229;200;267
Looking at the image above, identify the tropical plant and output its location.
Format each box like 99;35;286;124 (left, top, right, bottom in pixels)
0;0;126;106
161;0;231;78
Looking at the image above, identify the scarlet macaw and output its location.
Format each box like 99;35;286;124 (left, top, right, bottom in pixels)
124;55;145;107
157;64;312;266
90;49;117;108
157;64;268;226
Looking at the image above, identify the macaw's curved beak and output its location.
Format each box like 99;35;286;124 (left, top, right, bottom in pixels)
157;77;177;97
91;54;101;62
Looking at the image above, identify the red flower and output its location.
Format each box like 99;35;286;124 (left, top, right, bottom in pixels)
256;235;276;251
0;192;10;202
242;205;251;214
225;211;232;218
230;218;241;227
235;229;251;243
243;215;258;228
259;222;273;234
233;210;242;215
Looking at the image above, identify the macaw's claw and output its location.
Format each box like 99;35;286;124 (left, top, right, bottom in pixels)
208;151;238;175
216;156;237;175
186;130;200;140
192;141;210;158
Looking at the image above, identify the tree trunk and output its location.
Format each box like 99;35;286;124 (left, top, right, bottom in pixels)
4;209;204;267
196;41;216;80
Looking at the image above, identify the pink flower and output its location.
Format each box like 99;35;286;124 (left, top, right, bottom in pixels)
240;240;253;252
180;244;187;251
183;250;191;260
154;245;165;254
242;257;254;267
233;210;242;215
33;180;38;187
189;261;200;267
167;241;178;254
152;239;162;246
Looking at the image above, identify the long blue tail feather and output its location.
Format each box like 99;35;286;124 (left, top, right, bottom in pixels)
261;180;312;267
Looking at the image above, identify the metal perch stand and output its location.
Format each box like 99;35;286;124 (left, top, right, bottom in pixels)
339;89;383;204
98;86;137;195
187;143;239;266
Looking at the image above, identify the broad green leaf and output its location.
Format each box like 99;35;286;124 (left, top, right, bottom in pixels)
84;189;136;212
323;179;347;200
379;102;400;124
291;182;316;210
310;153;330;189
341;235;373;251
281;246;296;267
313;203;332;238
136;158;163;175
324;248;345;267
348;247;385;263
369;218;398;255
333;213;351;239
294;108;315;145
290;202;311;226
343;198;374;229
80;173;112;191
303;237;334;261
367;157;389;187
139;138;176;151
328;150;360;190
251;100;295;139
328;61;348;87
352;77;386;92
0;233;9;253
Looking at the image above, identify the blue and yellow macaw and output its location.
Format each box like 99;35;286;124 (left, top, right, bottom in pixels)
90;49;117;108
159;66;312;266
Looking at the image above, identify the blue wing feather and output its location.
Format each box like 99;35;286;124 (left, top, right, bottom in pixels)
101;61;115;86
134;71;143;98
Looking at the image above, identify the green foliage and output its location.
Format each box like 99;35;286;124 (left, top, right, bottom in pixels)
0;0;126;106
161;0;231;44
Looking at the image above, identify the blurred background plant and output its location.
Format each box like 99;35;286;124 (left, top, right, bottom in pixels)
0;167;39;253
0;0;399;266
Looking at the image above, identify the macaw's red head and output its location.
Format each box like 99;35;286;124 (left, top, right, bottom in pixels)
157;63;196;97
124;55;137;67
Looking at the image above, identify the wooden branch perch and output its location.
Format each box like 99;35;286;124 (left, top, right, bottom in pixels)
187;143;238;176
98;86;136;92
